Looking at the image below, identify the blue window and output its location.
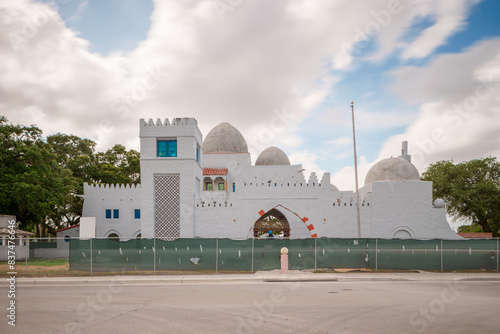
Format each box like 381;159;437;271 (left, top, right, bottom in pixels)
233;183;236;192
113;209;119;219
105;209;112;219
157;140;177;157
134;209;141;219
196;146;200;162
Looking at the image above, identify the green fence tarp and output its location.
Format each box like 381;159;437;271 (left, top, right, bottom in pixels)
69;238;499;273
375;239;442;270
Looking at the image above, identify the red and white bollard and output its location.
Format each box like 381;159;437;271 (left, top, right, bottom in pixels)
281;247;289;274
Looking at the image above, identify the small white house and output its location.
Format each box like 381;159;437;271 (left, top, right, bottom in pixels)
56;224;80;250
0;215;33;260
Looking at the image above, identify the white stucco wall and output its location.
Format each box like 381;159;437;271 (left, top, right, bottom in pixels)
140;118;203;239
79;117;461;241
56;226;80;249
81;184;141;240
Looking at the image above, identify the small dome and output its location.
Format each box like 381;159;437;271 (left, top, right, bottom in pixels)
330;184;339;191
433;198;445;208
255;146;291;165
365;157;420;185
203;123;248;154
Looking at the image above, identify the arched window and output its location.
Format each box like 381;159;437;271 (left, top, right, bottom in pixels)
203;177;213;191
214;177;225;191
108;233;119;240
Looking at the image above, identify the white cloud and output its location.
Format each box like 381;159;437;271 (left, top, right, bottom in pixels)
355;108;418;131
330;156;374;191
380;39;500;172
67;0;89;22
400;0;480;60
0;0;496;175
324;137;351;146
289;150;324;181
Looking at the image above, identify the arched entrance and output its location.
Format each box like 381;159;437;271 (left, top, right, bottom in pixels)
253;208;290;238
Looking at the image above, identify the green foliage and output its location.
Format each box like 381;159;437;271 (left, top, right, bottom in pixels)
457;225;484;233
422;157;500;236
94;144;140;185
0;117;74;235
0;116;141;237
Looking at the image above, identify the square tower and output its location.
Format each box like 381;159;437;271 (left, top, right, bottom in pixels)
139;118;203;239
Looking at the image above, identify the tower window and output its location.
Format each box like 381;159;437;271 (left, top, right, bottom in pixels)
134;209;141;219
196;146;200;162
233;183;236;192
113;209;119;219
157;140;177;157
105;209;112;219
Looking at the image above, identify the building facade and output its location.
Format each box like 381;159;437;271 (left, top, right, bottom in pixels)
80;117;460;240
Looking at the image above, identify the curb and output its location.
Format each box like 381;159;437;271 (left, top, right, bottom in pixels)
336;277;412;282
7;273;500;286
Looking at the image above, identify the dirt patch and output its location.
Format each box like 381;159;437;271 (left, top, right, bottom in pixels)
0;263;251;277
0;263;71;277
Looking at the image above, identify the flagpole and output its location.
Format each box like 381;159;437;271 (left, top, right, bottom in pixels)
351;102;361;238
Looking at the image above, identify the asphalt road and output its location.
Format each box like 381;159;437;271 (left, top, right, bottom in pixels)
1;280;499;334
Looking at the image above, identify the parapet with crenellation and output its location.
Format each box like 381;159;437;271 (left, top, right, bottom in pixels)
139;117;202;140
83;182;141;195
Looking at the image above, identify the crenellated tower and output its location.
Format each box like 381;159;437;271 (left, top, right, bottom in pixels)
139;118;203;239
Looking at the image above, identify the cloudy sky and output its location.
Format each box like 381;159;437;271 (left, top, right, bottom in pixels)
2;0;500;196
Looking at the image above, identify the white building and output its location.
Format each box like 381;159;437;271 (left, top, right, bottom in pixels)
80;117;460;240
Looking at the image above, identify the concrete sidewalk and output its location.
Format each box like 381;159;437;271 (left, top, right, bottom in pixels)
10;270;500;285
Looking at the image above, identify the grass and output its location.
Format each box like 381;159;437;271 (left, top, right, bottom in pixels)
25;258;68;266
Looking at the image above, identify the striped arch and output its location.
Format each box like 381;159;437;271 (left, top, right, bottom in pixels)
252;204;317;238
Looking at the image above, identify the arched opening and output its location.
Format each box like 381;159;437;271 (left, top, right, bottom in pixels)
391;226;415;239
107;233;119;241
203;177;213;191
392;230;412;239
214;176;225;191
253;208;290;239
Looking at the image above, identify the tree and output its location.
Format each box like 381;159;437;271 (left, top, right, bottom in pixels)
1;117;141;236
421;157;500;236
46;133;97;228
0;117;74;237
94;144;140;185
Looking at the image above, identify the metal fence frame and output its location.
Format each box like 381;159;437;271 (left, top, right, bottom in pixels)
61;237;500;275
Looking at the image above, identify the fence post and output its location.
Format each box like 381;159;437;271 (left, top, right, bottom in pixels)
26;238;29;276
375;238;378;272
314;238;317;271
153;238;156;274
215;238;218;274
497;238;499;272
440;239;443;272
251;238;254;273
90;238;93;276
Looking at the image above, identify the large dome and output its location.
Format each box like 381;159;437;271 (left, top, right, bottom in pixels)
255;146;291;165
365;157;420;185
203;123;248;154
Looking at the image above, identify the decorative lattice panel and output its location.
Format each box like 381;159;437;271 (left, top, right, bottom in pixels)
154;174;180;240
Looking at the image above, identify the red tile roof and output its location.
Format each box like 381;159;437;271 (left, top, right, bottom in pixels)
457;232;493;238
203;168;228;175
56;224;80;233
